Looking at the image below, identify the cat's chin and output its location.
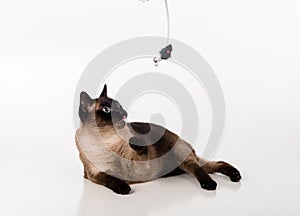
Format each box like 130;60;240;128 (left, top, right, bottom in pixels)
115;120;125;129
114;116;127;129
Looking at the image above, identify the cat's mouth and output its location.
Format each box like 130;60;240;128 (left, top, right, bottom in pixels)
115;115;127;129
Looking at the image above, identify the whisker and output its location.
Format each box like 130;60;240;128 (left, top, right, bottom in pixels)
127;111;143;114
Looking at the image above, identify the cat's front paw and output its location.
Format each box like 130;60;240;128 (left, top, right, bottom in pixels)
112;182;131;195
200;179;217;190
229;170;241;182
129;137;148;155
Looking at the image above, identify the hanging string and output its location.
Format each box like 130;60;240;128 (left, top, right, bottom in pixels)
164;0;170;44
152;0;173;66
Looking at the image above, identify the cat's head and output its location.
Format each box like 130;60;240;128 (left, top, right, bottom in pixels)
79;85;128;129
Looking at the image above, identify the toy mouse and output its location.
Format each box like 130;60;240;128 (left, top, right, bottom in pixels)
154;44;173;66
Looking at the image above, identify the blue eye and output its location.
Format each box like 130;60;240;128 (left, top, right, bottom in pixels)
102;106;111;113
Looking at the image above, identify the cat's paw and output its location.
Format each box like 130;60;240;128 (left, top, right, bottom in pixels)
129;137;148;155
200;179;217;190
229;170;241;182
112;182;131;195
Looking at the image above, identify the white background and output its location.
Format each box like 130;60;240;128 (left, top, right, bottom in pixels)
1;0;300;215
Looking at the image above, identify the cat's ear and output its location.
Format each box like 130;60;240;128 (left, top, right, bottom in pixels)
80;91;92;112
100;84;107;98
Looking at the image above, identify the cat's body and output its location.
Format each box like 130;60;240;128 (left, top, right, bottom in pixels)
76;121;194;183
76;85;241;194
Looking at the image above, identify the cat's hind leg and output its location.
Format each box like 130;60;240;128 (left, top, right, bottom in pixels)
179;156;217;190
201;160;241;182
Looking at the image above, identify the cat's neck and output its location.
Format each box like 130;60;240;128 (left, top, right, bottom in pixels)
81;121;119;133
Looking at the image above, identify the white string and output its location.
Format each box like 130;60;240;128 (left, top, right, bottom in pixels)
164;0;170;44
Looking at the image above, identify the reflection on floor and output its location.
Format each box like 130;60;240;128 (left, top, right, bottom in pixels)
77;174;241;216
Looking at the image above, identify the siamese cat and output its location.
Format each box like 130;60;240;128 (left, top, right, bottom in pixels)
75;85;241;195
